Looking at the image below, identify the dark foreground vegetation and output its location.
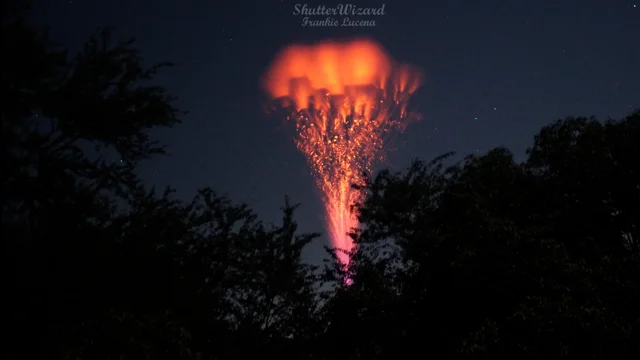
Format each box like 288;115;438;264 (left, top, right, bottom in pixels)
4;4;639;360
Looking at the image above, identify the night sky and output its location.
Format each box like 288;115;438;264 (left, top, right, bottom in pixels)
31;0;639;265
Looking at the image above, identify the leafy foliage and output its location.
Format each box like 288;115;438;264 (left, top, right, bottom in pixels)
333;111;640;358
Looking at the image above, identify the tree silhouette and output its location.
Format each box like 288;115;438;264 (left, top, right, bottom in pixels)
3;7;322;359
340;110;640;358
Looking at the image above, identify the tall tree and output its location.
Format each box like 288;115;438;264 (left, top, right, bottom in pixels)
3;6;185;358
333;110;640;359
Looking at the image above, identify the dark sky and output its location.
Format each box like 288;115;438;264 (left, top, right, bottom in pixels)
31;0;639;265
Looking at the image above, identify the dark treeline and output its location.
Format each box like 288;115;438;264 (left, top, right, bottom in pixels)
4;5;640;360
